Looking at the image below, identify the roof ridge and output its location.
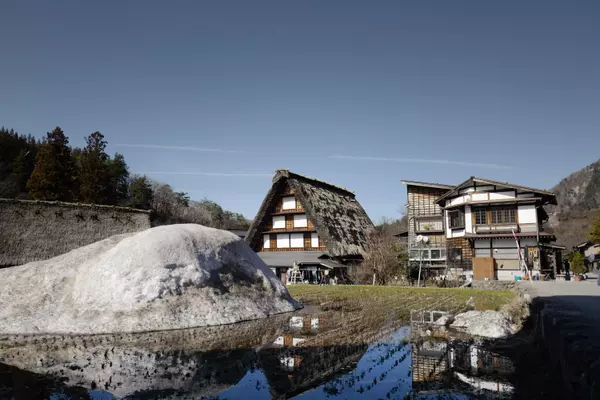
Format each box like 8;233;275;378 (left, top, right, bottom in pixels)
275;169;355;195
401;180;455;189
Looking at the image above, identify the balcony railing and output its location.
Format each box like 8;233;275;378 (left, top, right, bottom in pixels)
474;224;519;234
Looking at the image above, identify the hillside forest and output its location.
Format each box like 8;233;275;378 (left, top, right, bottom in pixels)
0;126;249;230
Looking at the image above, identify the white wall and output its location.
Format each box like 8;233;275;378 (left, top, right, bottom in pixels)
277;234;289;248
489;191;515;200
263;234;270;249
492;239;514;247
517;193;536;198
518;205;537;224
272;215;285;229
465;206;473;233
471;193;488;201
293;214;308;228
448;196;467;206
474;185;495;192
474;239;491;248
290;233;304;248
282;196;296;210
497;270;519;281
311;233;319;248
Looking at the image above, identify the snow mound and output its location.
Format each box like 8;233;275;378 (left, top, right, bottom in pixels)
0;224;300;334
450;310;517;339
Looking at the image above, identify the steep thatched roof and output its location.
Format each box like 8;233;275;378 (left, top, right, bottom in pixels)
245;169;374;258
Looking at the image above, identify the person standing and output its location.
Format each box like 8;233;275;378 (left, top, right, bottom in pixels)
563;259;571;281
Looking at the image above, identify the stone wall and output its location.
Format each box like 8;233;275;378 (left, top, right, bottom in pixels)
0;198;151;267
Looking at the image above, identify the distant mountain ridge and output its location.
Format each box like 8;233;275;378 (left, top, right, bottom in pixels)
546;159;600;249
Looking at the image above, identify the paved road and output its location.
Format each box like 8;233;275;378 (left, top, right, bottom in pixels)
521;278;600;324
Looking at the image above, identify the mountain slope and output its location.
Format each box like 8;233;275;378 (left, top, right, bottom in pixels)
547;159;600;249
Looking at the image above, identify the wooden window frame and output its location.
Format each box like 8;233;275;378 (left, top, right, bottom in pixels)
448;208;465;229
490;206;517;225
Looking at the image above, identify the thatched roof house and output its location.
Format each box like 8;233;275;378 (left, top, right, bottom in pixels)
245;169;374;282
0;198;151;267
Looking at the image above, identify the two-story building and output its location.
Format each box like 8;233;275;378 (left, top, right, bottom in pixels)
245;169;374;284
404;177;559;280
401;181;455;273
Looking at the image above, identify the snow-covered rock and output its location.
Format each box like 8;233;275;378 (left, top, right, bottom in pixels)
0;224;300;334
450;310;516;339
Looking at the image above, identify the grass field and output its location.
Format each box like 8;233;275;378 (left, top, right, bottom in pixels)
288;285;515;313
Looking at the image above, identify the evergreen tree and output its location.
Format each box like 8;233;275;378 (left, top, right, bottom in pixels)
128;175;154;209
27;127;77;201
588;214;600;244
0;128;38;198
107;153;130;205
79;131;110;204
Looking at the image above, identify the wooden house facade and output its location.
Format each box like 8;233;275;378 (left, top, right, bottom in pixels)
401;181;455;271
246;169;374;284
435;177;558;280
404;177;560;280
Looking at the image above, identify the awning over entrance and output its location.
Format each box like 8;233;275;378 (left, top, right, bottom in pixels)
257;251;346;269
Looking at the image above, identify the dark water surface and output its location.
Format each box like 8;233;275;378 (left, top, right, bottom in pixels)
0;308;515;399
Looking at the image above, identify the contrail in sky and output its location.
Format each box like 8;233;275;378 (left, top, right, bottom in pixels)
115;144;245;154
137;171;271;177
329;155;513;169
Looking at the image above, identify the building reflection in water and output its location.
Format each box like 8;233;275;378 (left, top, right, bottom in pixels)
411;338;514;396
0;309;517;399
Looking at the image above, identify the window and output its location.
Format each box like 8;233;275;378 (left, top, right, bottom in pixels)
290;233;304;248
473;207;487;225
408;248;446;261
293;214;308;228
490;207;516;224
272;215;285;229
311;232;319;248
263;234;270;249
448;209;465;228
282;196;296;210
448;248;462;261
276;233;289;248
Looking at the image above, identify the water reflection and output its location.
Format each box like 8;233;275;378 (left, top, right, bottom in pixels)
0;309;516;399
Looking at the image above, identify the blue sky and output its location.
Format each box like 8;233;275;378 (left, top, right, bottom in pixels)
1;1;599;222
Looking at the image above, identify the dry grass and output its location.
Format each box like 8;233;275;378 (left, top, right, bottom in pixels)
288;285;515;314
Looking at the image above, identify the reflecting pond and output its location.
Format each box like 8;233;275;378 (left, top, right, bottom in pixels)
0;308;515;399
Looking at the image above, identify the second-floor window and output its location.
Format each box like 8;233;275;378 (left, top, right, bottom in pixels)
491;207;516;224
448;208;465;229
474;207;487;225
474;206;517;225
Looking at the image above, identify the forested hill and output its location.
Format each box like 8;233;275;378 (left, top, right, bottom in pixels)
546;158;600;249
0;126;249;230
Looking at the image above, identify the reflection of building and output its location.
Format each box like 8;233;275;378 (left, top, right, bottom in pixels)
245;169;374;284
260;343;368;399
411;341;451;391
411;339;514;396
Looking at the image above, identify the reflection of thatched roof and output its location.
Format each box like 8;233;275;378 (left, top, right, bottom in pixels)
0;198;150;267
245;170;374;257
260;343;367;399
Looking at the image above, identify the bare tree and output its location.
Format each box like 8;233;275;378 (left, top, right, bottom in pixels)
358;230;408;285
